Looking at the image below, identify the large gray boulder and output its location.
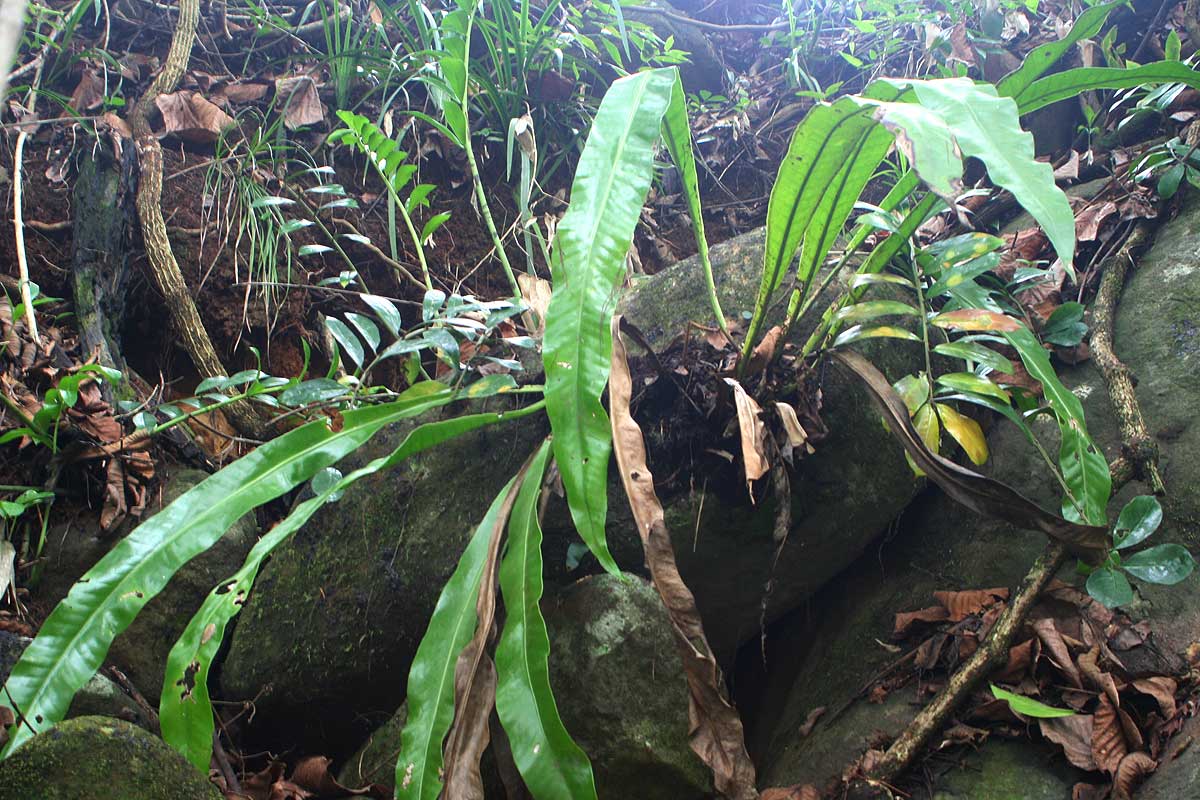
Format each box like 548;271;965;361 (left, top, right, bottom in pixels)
221;227;923;751
0;716;221;800
757;195;1200;791
38;468;257;703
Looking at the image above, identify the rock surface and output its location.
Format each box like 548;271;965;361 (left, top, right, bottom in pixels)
543;573;711;799
0;716;221;800
221;226;923;752
38;468;257;703
756;195;1200;791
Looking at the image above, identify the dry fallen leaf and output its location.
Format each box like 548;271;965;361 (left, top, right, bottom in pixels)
724;378;769;497
611;318;758;800
1112;751;1156;799
1042;714;1099;771
933;587;1009;621
761;786;821;800
155;91;234;143
1093;694;1129;774
1132;676;1177;720
274;76;325;130
517;272;552;335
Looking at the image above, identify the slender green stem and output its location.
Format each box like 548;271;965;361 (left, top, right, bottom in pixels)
460;9;521;297
395;196;434;290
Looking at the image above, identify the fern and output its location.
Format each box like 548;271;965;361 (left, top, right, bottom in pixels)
330;111;451;289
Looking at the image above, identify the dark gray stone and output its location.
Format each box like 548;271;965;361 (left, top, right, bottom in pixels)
221;227;923;752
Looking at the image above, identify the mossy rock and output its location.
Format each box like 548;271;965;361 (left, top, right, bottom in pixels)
337;575;708;799
222;227;922;753
542;573;712;799
929;739;1084;799
0;716;221;800
38;468;257;703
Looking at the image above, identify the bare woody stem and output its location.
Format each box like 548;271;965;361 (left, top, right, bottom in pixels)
1091;221;1165;494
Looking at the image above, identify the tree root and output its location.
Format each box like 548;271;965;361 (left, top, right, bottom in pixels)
126;0;265;439
1090;221;1165;494
859;217;1167;794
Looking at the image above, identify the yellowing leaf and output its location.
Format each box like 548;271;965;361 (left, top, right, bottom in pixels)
907;402;941;476
935;402;988;465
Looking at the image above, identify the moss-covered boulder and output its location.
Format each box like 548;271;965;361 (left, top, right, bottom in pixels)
757;194;1200;790
221;227;922;752
0;716;221;800
38;468;257;703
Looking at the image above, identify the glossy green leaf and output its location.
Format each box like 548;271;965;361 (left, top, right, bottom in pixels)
0;381;499;757
926;254;1001;299
496;439;596;799
833;324;921;347
834;300;919;324
908;402;941;476
919;233;1005;273
1015;62;1200;116
744;94;895;359
345;312;381;355
1123;544;1196;585
892;373;929;415
325;317;364;370
1041;302;1087;347
990;684;1076;718
935;373;1011;403
1003;326;1110;525
902;79;1076;274
544;69;676;576
1087;567;1135;608
395;465;525;800
931;309;1021;332
361;294;402;337
936;402;988;465
1159;162;1186;199
279;378;349;406
1114;496;1163;550
161;398;539;770
660;71;724;330
932;342;1013;374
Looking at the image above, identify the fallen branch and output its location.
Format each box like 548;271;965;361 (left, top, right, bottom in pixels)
1090;221;1164;494
861;541;1067;791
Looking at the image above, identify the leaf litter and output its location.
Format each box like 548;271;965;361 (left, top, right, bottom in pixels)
856;577;1195;799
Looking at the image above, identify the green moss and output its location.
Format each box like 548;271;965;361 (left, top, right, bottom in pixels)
0;717;221;800
932;740;1082;799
